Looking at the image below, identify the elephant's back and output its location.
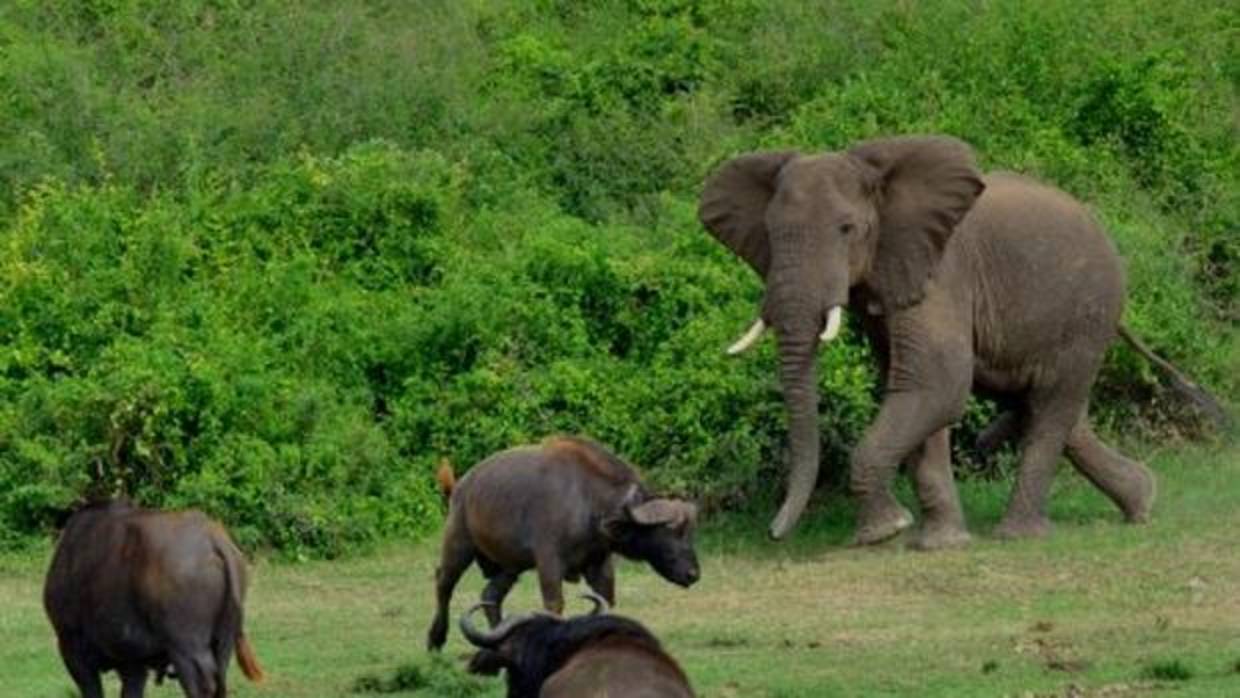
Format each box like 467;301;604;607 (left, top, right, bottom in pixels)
970;172;1120;259
958;172;1125;383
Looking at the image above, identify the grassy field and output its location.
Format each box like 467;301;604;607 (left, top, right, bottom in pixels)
3;441;1238;698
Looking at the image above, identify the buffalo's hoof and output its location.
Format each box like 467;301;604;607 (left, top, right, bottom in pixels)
426;625;447;652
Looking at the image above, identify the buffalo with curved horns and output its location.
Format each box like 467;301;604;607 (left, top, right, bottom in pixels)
427;435;699;651
460;593;695;698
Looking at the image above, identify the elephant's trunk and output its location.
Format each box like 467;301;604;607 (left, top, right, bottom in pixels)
768;326;821;540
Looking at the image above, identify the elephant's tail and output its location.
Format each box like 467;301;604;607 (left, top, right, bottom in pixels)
1117;325;1229;428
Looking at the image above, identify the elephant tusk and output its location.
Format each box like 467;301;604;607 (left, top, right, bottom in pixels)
726;318;767;355
820;306;843;343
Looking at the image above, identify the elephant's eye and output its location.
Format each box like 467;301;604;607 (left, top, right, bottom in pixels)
838;223;855;237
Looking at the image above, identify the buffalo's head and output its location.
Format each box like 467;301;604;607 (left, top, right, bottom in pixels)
605;486;700;587
460;594;610;693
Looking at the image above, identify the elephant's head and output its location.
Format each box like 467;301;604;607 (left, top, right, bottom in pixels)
698;135;984;539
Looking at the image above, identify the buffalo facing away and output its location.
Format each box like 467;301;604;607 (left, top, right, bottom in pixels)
44;499;264;698
461;593;695;698
427;436;700;650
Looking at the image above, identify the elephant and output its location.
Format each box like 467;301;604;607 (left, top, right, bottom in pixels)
698;135;1220;547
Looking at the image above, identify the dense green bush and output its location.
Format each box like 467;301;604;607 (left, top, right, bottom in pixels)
0;0;1233;554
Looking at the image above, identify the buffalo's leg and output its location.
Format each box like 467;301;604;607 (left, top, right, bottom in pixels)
119;666;148;698
584;556;616;606
170;649;217;698
909;427;970;550
58;641;103;698
426;521;476;651
479;571;519;627
212;638;235;698
1066;419;1156;522
533;548;566;615
851;391;963;545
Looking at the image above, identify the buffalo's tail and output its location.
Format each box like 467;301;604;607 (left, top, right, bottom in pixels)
436;459;456;500
215;531;265;683
1118;325;1229;428
236;633;264;682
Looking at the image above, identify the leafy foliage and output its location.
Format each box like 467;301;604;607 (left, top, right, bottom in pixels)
0;0;1233;554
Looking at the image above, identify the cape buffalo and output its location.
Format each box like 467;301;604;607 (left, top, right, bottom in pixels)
44;499;264;698
427;436;699;650
460;593;696;698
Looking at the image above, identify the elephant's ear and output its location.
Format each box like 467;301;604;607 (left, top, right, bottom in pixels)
698;151;799;279
848;136;985;309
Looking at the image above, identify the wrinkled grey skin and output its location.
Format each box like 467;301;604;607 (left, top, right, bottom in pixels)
700;135;1163;546
44;499;263;698
426;436;699;651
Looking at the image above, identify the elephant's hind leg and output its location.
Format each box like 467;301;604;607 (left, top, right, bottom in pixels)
910;428;971;550
1065;421;1156;522
974;409;1023;458
994;384;1086;539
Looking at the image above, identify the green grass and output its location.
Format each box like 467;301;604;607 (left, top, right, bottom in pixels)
4;442;1238;697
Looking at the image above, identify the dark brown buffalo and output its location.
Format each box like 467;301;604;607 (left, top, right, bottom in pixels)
427;436;699;651
460;594;696;698
44;499;264;698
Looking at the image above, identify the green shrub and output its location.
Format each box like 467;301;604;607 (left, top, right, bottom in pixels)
1141;658;1193;681
353;654;490;696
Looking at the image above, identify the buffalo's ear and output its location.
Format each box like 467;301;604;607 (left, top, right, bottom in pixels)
698;151;799;279
847;136;985;309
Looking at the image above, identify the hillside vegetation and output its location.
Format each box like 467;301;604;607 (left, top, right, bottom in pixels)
1;0;1235;555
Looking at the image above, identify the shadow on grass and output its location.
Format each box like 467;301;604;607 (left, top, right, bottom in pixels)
696;465;1139;561
696;486;858;562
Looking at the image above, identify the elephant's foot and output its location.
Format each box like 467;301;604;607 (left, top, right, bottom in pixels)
852;503;914;546
993;514;1051;540
911;520;972;551
1118;464;1157;524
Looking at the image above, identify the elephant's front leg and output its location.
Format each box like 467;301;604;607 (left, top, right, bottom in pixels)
851;392;966;546
909;428;970;550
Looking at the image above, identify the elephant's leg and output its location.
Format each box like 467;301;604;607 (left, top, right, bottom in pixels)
1065;420;1156;522
909;428;970;550
975;409;1023;457
851;392;961;545
994;389;1085;539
